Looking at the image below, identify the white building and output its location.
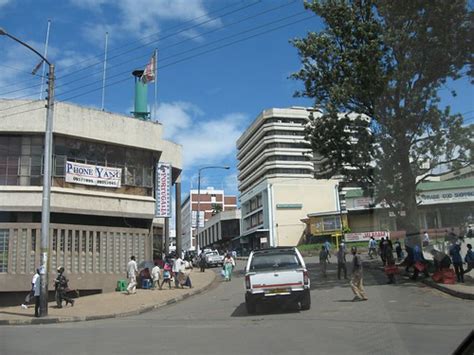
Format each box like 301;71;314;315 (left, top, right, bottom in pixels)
181;188;237;251
197;209;241;250
0;99;182;295
236;107;339;252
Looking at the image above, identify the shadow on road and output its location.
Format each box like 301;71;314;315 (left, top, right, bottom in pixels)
230;301;301;317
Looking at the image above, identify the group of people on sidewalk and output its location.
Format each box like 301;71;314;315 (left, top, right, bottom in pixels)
374;231;474;284
126;255;193;295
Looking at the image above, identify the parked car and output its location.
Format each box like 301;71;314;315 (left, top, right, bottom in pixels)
244;247;311;314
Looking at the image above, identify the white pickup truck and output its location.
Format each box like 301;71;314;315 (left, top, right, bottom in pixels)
244;247;311;314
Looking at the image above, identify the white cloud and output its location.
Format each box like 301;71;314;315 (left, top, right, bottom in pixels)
69;0;220;46
0;0;11;8
154;101;249;171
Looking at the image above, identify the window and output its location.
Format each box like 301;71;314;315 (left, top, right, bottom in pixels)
322;216;341;231
249;251;301;271
0;229;9;273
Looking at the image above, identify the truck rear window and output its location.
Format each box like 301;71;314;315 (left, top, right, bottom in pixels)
249;252;301;271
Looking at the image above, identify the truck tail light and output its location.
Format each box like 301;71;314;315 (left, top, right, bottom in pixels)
303;270;309;285
245;275;251;289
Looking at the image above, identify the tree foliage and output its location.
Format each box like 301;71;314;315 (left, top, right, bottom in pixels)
292;0;473;233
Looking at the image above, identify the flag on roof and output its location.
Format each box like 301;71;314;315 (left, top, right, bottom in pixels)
141;52;156;84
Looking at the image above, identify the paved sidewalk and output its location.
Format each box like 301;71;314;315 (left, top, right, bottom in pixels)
362;255;474;300
0;269;216;325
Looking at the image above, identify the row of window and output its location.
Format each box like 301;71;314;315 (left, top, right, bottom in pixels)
0;135;155;188
239;155;311;182
240;167;314;193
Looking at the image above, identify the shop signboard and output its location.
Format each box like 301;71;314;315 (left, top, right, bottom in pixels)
155;162;171;218
345;231;390;242
65;161;121;188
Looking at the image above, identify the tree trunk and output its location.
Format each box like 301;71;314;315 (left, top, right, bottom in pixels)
397;142;420;240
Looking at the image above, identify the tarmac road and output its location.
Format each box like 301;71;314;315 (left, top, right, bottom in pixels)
1;257;472;355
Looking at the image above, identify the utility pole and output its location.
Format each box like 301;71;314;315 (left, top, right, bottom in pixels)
0;28;55;317
40;63;54;316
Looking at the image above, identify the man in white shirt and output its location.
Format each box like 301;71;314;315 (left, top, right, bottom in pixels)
172;256;184;288
423;231;430;247
33;269;41;317
126;256;138;294
151;262;161;290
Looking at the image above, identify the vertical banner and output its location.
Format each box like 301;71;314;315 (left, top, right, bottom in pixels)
155;162;171;217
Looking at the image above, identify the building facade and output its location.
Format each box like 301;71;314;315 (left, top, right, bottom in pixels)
0;99;182;295
197;209;241;251
235;107;341;253
181;188;237;251
342;176;474;239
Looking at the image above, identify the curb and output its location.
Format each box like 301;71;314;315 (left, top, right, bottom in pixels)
420;279;474;300
0;272;217;326
364;260;474;300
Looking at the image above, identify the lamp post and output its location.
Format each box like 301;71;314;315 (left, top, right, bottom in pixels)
195;166;230;253
1;28;55;317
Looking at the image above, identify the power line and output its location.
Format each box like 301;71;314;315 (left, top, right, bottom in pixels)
55;1;262;78
56;13;313;103
53;1;300;95
55;1;265;81
0;0;273;103
55;11;309;100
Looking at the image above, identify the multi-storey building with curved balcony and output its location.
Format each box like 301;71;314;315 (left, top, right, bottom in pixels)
236;107;339;252
0;99;182;300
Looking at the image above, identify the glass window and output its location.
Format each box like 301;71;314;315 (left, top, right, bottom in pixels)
0;229;9;273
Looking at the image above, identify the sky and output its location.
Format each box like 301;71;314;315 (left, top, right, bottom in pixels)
0;0;473;204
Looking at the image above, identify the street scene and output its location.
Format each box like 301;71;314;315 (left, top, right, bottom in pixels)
0;0;473;354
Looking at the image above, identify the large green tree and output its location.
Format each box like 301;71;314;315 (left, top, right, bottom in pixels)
292;0;473;235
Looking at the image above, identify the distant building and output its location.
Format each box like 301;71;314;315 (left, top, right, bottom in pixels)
197;209;241;251
0;99;182;297
236;107;340;252
181;188;237;251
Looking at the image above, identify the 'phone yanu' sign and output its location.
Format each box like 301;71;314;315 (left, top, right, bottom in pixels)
65;161;122;188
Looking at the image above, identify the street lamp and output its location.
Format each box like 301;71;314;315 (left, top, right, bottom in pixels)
195;165;230;253
1;28;55;317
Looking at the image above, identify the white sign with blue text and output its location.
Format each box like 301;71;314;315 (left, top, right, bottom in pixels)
65;161;122;188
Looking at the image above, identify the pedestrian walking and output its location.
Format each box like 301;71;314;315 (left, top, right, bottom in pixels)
199;251;206;272
54;266;75;307
449;241;464;283
21;268;40;309
172;255;184;288
151;262;161;289
394;239;403;261
379;237;387;266
324;240;331;264
384;243;396;284
350;247;367;301
160;262;173;289
423;231;430;247
463;244;473;275
223;253;235;281
336;243;347;280
126;256;138;294
368;237;376;259
33;268;41;317
319;246;329;278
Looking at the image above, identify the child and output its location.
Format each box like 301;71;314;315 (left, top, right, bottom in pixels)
160;262;172;289
464;244;473;275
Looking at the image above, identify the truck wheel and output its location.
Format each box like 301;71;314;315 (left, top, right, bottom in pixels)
300;290;311;310
245;295;256;314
